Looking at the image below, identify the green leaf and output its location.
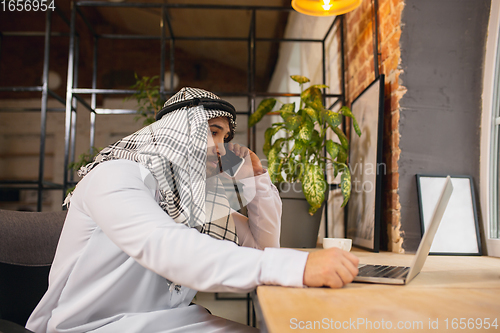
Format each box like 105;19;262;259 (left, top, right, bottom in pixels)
249;98;277;128
267;148;280;182
303;107;318;123
301;86;324;111
290;75;310;84
263;128;274;158
293;140;306;152
280;102;296;113
267;138;285;182
332;126;349;150
337;146;348;164
297;118;314;141
302;164;327;215
66;186;76;196
325;140;342;160
321;109;342;128
272;137;286;151
280;103;295;119
311;84;329;90
274;171;285;183
68;147;101;171
339;163;352;207
283;113;302;131
333;163;339;179
276;159;286;183
340;106;361;137
127;74;164;123
263;125;283;157
280;111;294;122
289;141;306;171
311;130;321;148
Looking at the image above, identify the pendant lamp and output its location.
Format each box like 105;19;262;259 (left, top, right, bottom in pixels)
292;0;362;17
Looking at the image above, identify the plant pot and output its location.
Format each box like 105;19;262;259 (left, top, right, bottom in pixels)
277;182;324;248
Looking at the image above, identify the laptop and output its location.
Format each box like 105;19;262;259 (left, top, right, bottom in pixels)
353;176;454;285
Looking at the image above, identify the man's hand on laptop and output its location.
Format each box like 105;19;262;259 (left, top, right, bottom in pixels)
303;248;359;288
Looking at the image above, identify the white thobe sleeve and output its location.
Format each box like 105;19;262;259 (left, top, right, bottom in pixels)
231;170;282;249
82;161;308;293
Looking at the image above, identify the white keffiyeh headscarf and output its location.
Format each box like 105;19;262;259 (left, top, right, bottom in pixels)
65;87;240;245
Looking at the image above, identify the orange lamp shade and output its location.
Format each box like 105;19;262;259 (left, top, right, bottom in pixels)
291;0;362;16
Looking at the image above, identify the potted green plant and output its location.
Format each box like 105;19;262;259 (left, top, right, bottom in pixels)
127;73;164;125
248;75;361;245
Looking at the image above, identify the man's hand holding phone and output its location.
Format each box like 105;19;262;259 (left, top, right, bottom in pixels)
220;143;264;179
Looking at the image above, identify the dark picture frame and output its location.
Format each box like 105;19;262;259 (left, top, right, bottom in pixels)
416;174;482;255
346;75;385;252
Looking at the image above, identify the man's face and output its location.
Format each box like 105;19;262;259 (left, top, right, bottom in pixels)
206;117;231;178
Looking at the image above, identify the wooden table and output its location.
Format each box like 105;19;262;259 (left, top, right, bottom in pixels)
253;249;500;332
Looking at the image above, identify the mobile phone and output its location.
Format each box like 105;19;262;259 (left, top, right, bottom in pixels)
220;149;244;177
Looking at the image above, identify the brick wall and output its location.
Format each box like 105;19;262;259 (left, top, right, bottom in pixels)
344;0;406;252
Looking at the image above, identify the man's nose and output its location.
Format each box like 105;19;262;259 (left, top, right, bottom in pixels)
216;143;226;156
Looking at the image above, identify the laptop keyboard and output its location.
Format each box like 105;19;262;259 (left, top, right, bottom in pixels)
358;264;409;279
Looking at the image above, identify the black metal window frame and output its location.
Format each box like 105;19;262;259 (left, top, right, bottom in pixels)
0;8;71;212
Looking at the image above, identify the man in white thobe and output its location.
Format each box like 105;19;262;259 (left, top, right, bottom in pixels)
27;87;359;333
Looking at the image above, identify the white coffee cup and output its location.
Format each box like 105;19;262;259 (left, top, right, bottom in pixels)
323;238;352;251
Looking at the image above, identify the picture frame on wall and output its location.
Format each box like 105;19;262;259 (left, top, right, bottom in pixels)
324;100;345;239
416;174;482;255
346;75;385;252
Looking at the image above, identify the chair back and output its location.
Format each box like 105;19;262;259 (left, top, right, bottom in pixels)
0;210;67;326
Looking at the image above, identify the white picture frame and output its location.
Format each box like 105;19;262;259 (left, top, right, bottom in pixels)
416;174;482;255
